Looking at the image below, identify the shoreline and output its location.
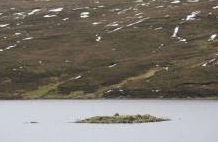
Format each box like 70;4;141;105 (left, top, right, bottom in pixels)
0;97;218;101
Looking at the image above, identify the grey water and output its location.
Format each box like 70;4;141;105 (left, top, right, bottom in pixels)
0;100;217;142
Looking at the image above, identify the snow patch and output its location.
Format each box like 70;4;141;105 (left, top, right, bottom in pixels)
6;44;16;50
171;26;187;42
152;89;160;93
43;14;57;18
49;8;63;12
154;27;163;30
187;0;199;2
171;0;181;4
62;18;69;21
108;27;123;33
156;5;164;8
28;9;41;15
92;22;102;25
202;58;218;67
72;7;90;11
163;67;169;71
208;34;217;41
117;7;132;15
135;0;143;2
15;33;21;36
109;8;121;12
105;22;119;27
23;37;33;40
105;89;113;94
13;12;26;19
96;34;102;42
80;12;90;18
108;63;117;68
97;5;105;8
0;24;9;28
126;18;148;27
185;11;200;21
73;75;82;80
212;6;218;9
172;26;179;37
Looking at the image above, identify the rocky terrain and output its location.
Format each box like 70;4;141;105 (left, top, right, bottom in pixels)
0;0;218;99
76;114;169;123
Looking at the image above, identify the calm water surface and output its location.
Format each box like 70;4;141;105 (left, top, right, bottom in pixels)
0;100;217;142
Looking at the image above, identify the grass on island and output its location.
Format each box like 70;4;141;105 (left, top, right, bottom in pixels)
76;114;170;124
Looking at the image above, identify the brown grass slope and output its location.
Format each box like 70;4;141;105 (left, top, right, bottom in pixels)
0;0;218;99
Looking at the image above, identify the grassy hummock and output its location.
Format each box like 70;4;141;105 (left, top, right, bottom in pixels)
76;114;169;124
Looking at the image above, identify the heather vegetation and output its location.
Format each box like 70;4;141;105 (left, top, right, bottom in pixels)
0;0;218;99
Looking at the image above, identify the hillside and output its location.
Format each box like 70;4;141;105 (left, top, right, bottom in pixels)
0;0;218;99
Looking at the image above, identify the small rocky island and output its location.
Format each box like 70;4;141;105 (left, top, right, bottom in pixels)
76;114;169;124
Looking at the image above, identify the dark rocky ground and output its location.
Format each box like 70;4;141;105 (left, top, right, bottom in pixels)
0;0;218;99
